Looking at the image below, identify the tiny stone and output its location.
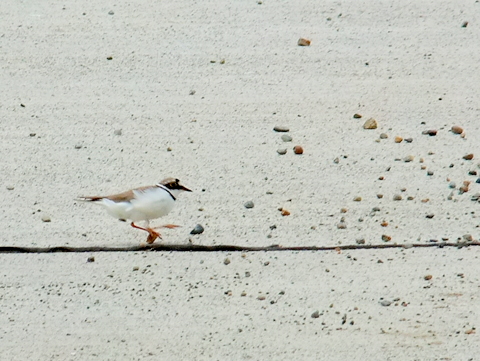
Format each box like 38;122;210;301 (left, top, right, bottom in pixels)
407;196;414;200
74;144;83;149
333;157;340;164
114;129;122;136
427;170;434;176
379;133;388;139
257;295;266;301
311;310;320;318
377;194;383;199
87;257;95;263
241;291;247;297
6;186;14;190
219;59;225;64
363;118;377;129
273;126;289;132
337;222;347;229
394;136;403;143
133;266;139;271
353;113;362;119
462;21;469;28
340;208;348;213
372;207;381;212
244;201;254;209
451;125;463;134
404;155;414;162
424;275;433;281
393;194;402;201
353;196;362;202
29;133;36;137
404;137;413;143
422;129;437;136
189;90;196;95
167;147;172;151
41;215;51;223
468;170;477;176
224;258;231;265
380;300;392;307
293;145;303;154
277;148;287;155
426;214;434;219
381;234;391;242
463;234;474;242
108;10;114;15
463;153;474;160
449;182;456;189
190;224;204;235
476;178;480;184
281;134;292;142
297;38;311;46
356;238;365;245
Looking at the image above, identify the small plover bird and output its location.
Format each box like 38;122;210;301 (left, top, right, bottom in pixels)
78;178;191;244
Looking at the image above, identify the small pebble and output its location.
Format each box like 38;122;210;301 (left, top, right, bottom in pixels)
393;194;402;201
277;148;287;155
427;170;434;176
293;145;303;154
379;133;388;139
280;209;290;216
41;215;51;223
297;38;311;46
381;234;391;242
353;196;362;202
29;133;36;137
394;136;403;143
451;125;463;134
133;266;139;271
407;196;414;200
424;275;433;281
449;182;456;189
476;178;480;184
355;238;365;245
281;134;292;142
422;129;437;136
340;208;348;213
462;21;469;28
6;186;14;190
224;258;231;265
353;113;362;119
190;224;204;235
74;144;83;149
257;295;266;301
273;126;289;132
404;155;414;162
426;214;435;219
87;257;95;263
363;118;377;129
244;201;254;209
377;194;383;199
167;147;172;151
404;137;413;143
311;310;320;318
463;153;474;160
114;129;122;136
380;300;392;307
468;170;477;176
108;10;114;15
337;222;347;229
372;207;381;212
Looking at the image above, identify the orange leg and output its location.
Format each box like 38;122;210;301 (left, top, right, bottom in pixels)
131;222;161;244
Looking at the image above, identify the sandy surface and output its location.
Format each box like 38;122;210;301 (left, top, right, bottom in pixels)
1;0;480;359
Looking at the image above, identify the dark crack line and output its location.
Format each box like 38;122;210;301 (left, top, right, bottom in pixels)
0;242;478;253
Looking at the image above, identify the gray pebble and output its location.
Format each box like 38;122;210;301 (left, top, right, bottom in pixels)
281;134;292;142
277;148;287;155
114;129;122;136
404;138;413;143
380;299;392;307
379;133;388;139
274;126;289;132
449;182;456;189
190;224;204;235
427;170;434;176
6;185;14;191
108;10;114;15
311;310;320;318
393;194;402;201
356;238;366;244
372;207;381;212
74;144;83;149
244;201;254;209
403;155;414;162
224;258;231;265
41;215;51;223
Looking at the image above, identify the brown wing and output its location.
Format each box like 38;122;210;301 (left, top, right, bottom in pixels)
81;185;155;203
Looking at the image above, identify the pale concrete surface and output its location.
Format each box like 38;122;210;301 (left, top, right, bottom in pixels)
1;0;480;359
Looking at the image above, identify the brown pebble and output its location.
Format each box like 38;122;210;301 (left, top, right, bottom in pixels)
353;113;362;119
353;196;362;202
451;125;463;134
363;118;377;129
377;194;383;199
393;194;402;201
257;295;266;301
274;125;290;132
381;221;388;227
463;153;474;160
394;136;403;143
381;234;391;242
280;209;290;216
340;208;348;213
297;38;311;46
224;258;231;265
404;155;414;162
422;129;437;136
421;198;429;203
87;257;95;263
378;176;384;180
462;21;469;28
424;275;433;280
293;145;303;154
337;223;347;229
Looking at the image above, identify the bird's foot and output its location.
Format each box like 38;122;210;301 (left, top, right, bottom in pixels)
146;229;161;244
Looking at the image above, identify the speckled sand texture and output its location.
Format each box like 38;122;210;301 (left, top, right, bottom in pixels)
1;1;479;359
